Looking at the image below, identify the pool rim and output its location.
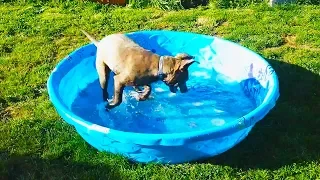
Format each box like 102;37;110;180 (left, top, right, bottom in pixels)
47;30;280;146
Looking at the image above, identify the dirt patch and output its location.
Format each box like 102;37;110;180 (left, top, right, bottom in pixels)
195;16;228;37
32;84;47;99
283;34;320;51
196;17;212;26
196;16;227;27
284;35;297;46
0;108;12;122
221;21;229;27
0;98;12;122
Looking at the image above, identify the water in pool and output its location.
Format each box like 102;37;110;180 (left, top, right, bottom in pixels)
71;69;257;134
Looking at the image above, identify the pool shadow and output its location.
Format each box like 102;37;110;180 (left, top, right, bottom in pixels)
200;58;320;170
0;151;122;179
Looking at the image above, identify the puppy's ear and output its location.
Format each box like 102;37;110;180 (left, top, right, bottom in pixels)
179;59;198;71
175;53;195;60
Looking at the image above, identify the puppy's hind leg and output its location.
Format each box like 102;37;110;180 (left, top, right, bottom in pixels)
106;75;125;109
96;58;110;102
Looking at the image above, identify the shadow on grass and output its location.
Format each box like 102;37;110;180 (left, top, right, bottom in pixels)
203;58;320;169
0;151;121;179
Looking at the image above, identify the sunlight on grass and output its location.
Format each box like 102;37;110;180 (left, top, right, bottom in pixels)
0;1;320;179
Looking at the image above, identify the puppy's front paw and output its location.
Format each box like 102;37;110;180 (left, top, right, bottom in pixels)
105;101;120;110
105;103;114;110
135;94;149;101
102;100;111;110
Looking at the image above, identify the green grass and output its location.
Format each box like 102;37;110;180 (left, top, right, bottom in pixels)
1;1;320;179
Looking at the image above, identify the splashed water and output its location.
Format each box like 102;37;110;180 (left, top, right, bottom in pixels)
71;70;257;134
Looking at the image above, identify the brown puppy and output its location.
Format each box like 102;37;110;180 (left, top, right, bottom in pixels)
81;30;197;109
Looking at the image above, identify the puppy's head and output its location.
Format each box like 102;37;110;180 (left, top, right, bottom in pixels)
163;53;197;93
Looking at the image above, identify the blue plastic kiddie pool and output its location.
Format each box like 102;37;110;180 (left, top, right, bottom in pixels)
47;30;279;164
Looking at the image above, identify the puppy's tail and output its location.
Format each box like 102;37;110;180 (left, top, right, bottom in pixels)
81;30;99;47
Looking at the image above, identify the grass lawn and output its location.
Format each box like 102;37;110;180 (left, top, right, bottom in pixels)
1;1;320;179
